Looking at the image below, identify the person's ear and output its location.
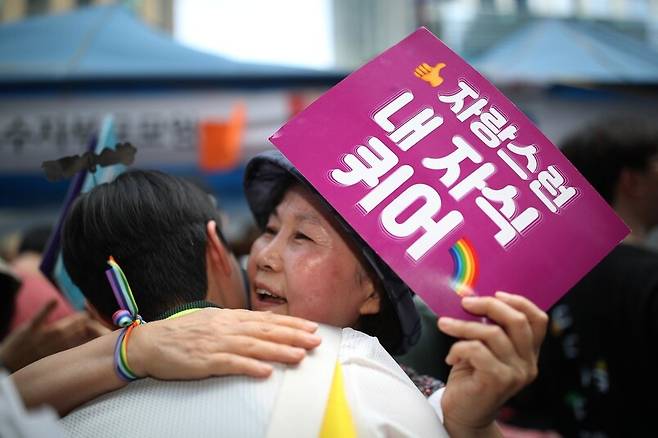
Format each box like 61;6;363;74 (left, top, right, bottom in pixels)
358;272;381;316
84;300;114;330
359;291;381;316
618;167;645;199
206;220;231;275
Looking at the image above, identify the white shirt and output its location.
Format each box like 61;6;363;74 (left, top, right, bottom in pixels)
0;369;66;438
62;327;447;437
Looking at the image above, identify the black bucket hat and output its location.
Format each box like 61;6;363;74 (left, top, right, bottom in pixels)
244;150;421;355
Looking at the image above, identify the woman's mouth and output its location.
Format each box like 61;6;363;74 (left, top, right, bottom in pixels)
254;288;287;305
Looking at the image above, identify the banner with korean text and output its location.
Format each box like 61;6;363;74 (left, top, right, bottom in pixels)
270;28;629;319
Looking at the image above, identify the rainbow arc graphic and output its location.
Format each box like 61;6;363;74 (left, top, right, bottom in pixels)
449;238;479;297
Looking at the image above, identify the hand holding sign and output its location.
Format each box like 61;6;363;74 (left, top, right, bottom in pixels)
438;292;548;436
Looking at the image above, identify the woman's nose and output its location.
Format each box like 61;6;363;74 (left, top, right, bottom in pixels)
256;236;283;272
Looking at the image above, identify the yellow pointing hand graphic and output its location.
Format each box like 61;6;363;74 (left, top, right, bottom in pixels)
414;62;446;87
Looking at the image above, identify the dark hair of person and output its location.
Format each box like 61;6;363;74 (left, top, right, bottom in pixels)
357;278;402;354
18;224;53;255
561;117;658;203
62;170;227;321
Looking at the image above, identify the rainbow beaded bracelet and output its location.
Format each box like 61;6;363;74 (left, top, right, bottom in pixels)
105;256;145;382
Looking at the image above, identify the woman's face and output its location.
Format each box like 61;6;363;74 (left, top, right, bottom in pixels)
248;185;380;327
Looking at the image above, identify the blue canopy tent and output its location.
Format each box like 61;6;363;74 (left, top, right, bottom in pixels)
472;19;658;85
465;18;658;188
0;4;341;91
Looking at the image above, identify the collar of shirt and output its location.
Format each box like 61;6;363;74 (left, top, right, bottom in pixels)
157;300;220;320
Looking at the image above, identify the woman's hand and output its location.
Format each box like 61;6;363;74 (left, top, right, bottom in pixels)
13;308;321;416
437;292;548;437
129;308;322;379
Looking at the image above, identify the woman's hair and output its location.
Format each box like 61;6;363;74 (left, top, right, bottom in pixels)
356;274;403;354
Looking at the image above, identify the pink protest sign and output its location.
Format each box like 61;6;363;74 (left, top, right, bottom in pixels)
269;28;629;319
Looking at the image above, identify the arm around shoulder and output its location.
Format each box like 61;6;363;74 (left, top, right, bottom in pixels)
12;330;124;416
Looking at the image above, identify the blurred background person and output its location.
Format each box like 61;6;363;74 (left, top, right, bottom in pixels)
563;118;658;246
8;224;74;330
0;258;21;345
503;117;658;437
0;225;108;373
0;257;72;438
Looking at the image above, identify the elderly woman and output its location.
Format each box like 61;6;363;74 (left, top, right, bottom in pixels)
13;152;546;436
245;150;547;435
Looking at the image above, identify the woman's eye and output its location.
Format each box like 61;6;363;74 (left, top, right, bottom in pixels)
264;226;277;235
294;232;311;241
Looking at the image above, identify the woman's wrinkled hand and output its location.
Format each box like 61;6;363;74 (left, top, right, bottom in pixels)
128;308;321;379
438;292;548;437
